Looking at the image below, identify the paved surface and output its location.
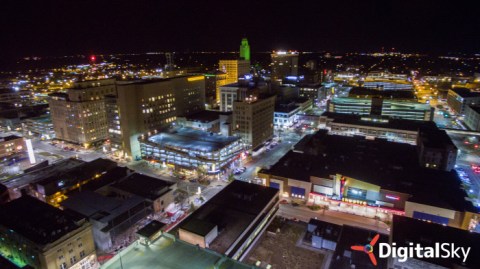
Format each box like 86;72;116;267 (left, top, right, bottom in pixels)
277;204;390;235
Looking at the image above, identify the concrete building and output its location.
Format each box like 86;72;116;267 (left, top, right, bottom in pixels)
0;135;25;158
177;180;279;260
270;51;299;83
107;75;205;159
417;126;458;171
0;196;97;269
218;59;250;85
177;110;233;136
140;127;243;174
48;79;116;147
233;94;276;149
447;87;480;115
465;105;480;131
22;115;55;140
328;97;434;121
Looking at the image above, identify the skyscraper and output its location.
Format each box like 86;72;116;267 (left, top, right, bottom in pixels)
239;38;250;61
218;59;250;85
270;51;299;83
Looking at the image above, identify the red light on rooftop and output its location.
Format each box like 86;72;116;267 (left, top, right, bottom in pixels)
90;55;96;61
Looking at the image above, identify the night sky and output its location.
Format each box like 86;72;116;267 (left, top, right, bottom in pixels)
1;0;479;59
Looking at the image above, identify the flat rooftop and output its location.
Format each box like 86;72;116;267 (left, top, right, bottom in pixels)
451;87;480;98
146;127;240;152
111;173;173;200
136;220;165;239
0;135;22;142
177;180;278;254
101;235;256;269
348;87;416;99
185;110;222;123
0;196;83;246
469;105;480;114
392;215;480;268
261;130;476;212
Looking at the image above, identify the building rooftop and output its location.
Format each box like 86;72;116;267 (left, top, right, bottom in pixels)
451;87;480;98
275;104;299;113
35;158;117;196
0;135;22;142
391;215;480;268
418;126;456;149
181;219;217;236
61;190;145;225
185;110;222;123
348;87;416;100
468;105;480;114
0;196;83;246
111;173;173;200
136;220;165;239
101;234;257;269
177;180;278;255
261;130;476;213
146;127;240;152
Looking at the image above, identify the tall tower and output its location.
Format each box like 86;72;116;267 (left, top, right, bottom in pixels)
240;38;250;61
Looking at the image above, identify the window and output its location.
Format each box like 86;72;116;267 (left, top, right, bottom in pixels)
70;256;77;265
78;243;83;248
58;255;64;260
80;250;85;258
60;262;67;269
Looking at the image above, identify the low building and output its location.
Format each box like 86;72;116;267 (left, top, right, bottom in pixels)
31;158;117;207
140;127;243;174
23;115;55;140
0;196;97;269
446;87;480;115
464;105;480;131
258;130;478;231
417;126;457;171
390;215;480;269
177;110;233;136
0;135;25;158
177;180;279;260
307;219;341;251
274;104;300;128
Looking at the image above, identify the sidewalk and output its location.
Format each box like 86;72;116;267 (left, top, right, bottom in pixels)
278;204;390;235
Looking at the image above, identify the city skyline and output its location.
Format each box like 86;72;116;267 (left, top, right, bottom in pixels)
1;0;480;63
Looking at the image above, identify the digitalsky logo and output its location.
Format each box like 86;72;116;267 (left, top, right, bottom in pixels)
351;234;472;266
351;234;380;266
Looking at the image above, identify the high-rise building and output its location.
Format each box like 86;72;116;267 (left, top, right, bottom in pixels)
233;94;276;149
48;79;116;147
239;38;250;61
270;51;299;82
218;59;250;85
107;75;205;159
0;196;97;269
204;71;227;106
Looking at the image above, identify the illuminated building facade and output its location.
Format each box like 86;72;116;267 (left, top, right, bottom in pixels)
204;71;227;106
48;79;116;147
23;115;56;140
239;38;250;61
218;59;250;85
233;94;276;149
0;135;25;158
140;127;242;174
109;75;205;159
270;51;299;82
328;97;434;121
0;196;97;269
446;87;480;115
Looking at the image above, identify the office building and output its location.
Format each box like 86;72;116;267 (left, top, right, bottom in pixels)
22;115;55;140
258;130;477;231
233;94;276;149
0;135;25;158
204;71;227;106
464;105;480;131
239;38;250;61
219;59;250;85
446;87;480;115
140;127;243;174
270;51;299;82
48;79;116;147
177;180;279;260
0;196;97;269
107;75;205;159
274;98;312;128
298;83;322;100
219;79;269;112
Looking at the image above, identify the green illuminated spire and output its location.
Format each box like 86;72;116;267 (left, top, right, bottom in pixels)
240;38;250;61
